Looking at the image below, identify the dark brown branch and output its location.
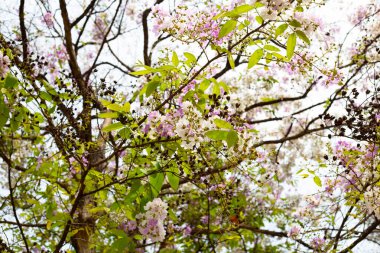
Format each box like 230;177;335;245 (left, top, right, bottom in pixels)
19;0;28;61
71;0;98;28
241;78;318;114
0;220;46;228
59;0;87;95
339;219;380;253
141;0;164;66
334;205;355;250
7;160;29;252
193;224;313;250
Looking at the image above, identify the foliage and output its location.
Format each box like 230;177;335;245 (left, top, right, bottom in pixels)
0;0;379;252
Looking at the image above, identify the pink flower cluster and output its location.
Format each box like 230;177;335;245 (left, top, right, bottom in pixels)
42;12;54;28
151;4;229;46
42;45;68;81
135;198;168;243
287;225;301;239
349;6;368;24
0;51;10;78
92;16;108;42
311;237;325;250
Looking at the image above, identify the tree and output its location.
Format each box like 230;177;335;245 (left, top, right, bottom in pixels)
0;0;378;252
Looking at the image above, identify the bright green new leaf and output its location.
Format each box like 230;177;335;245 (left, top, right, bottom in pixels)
289;19;302;27
255;16;264;25
205;130;229;141
184;52;196;66
253;2;265;8
214;118;233;130
98;112;118;118
130;69;152;76
314;176;322;187
296;30;311;45
295;6;304;12
146;80;160;97
106;103;123;112
226;130;239;148
275;24;288;37
172;51;179;67
218;19;237;38
103;122;124;132
100;99;125;112
228;4;255;17
248;48;263;69
117;127;131;139
227;52;235;69
199;79;211;92
264;45;281;52
123;102;130;112
286;33;297;59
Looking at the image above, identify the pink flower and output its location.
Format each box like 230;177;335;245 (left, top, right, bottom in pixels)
92;16;108;42
184;225;192;236
200;215;209;224
0;51;10;78
311;237;325;250
42;12;54;28
127;220;137;231
287;226;301;239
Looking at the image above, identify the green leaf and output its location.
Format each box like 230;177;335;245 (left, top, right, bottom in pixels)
123;102;130;112
166;167;179;191
205;130;229;141
0;102;9;128
172;52;179;67
107;103;123;112
4;74;18;88
39;91;53;102
227;4;255;17
199;79;211;92
248;48;263;69
214;118;233;130
218;19;237;38
272;52;286;60
289;19;302;27
313;176;322;187
253;2;265;8
103;122;124;132
205;129;238;148
146;80;160;97
226;130;238;148
112;237;134;252
296;30;311;45
264;45;281;52
184;52;196;66
275;24;288;37
295;6;304;12
150;172;165;197
98;112;118;118
227;52;235;69
286;33;297;59
130;69;152;76
255;16;264;25
104;113;122;120
117;127;131;139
